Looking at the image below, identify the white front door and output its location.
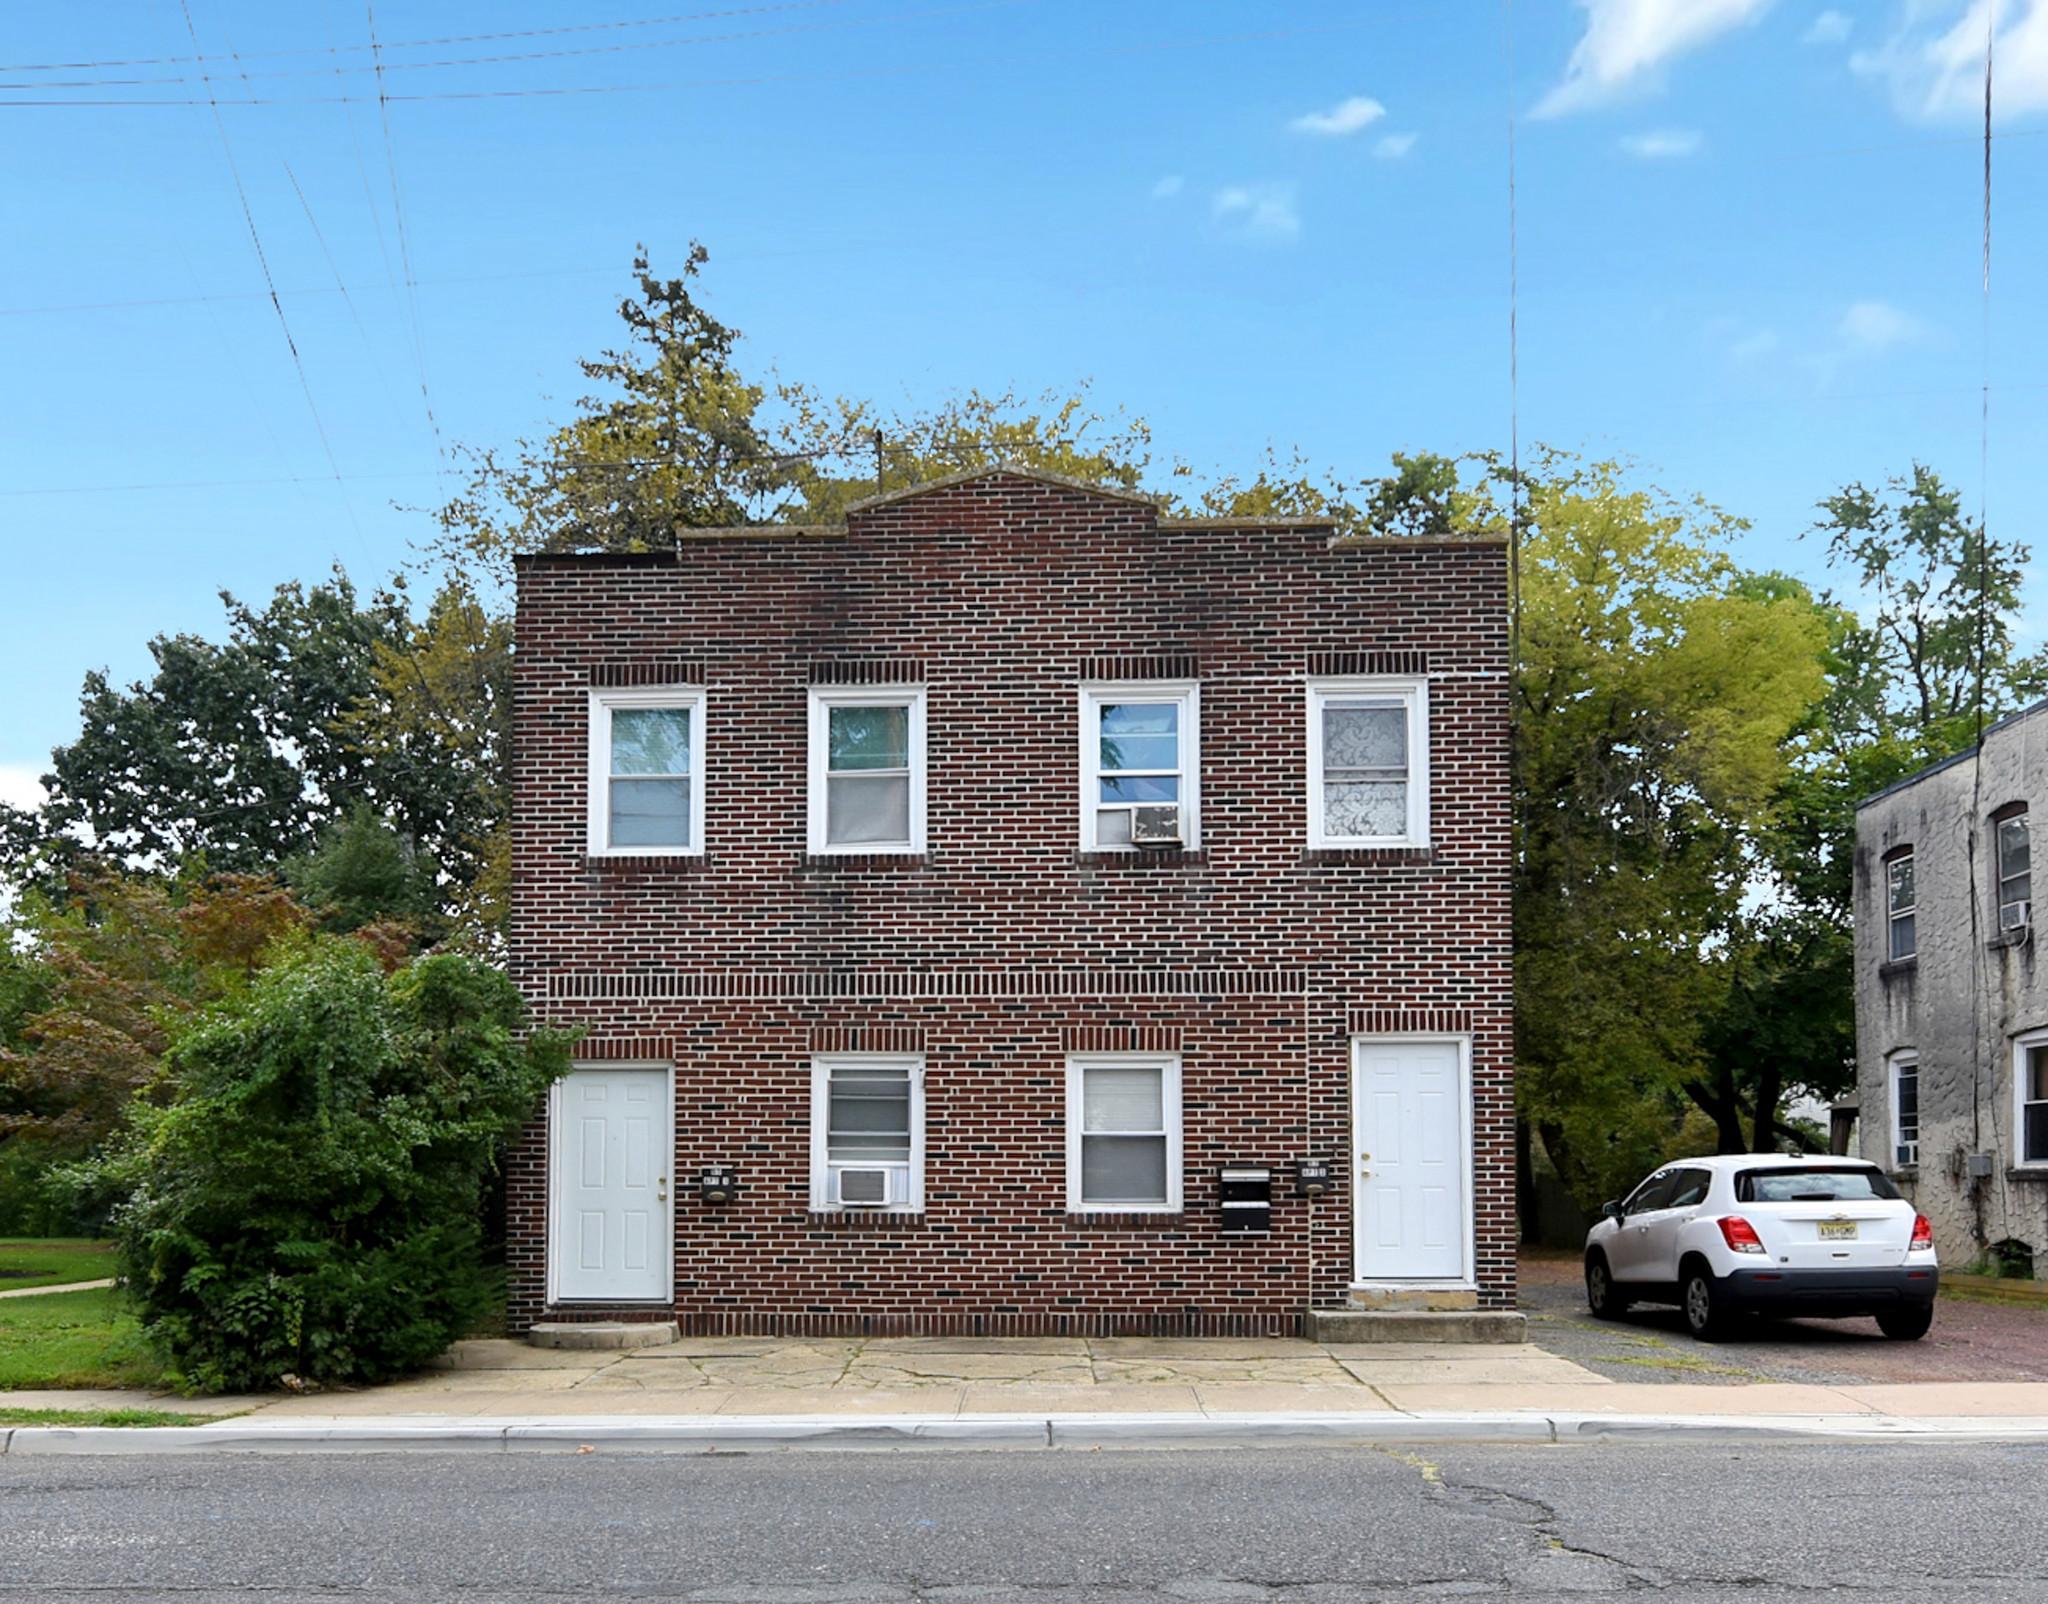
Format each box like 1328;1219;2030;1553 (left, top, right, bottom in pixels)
1352;1038;1471;1283
550;1067;672;1302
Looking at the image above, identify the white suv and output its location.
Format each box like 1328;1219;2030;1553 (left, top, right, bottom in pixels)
1583;1154;1939;1341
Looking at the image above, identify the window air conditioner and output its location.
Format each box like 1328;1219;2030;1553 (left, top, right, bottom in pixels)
2003;900;2032;932
1130;804;1183;847
834;1166;898;1206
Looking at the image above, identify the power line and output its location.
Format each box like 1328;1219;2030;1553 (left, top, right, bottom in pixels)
364;0;439;447
0;0;863;72
0;0;1047;89
0;18;1397;106
175;0;362;543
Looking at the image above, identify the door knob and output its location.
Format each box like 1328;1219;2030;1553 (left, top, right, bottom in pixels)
657;1178;669;1202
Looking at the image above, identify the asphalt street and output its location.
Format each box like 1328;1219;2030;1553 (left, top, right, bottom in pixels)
2;1441;2043;1602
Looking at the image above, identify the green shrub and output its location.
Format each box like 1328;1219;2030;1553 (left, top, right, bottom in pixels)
85;941;569;1393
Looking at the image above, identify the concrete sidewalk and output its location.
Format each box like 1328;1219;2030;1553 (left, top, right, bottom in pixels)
9;1332;2048;1451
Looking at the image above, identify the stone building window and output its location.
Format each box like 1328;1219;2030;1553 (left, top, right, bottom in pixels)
810;1056;924;1211
2017;1037;2048;1167
1997;813;2032;932
1079;684;1200;850
1066;1056;1183;1212
1890;1054;1919;1168
1886;853;1917;962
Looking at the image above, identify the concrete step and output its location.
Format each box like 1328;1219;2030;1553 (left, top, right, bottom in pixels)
1306;1308;1527;1345
527;1320;680;1351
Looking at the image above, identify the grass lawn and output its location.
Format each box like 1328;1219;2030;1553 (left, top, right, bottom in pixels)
0;1285;162;1391
0;1238;118;1290
0;1407;235;1428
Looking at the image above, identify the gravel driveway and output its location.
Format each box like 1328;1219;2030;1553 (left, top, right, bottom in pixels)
1519;1247;2048;1385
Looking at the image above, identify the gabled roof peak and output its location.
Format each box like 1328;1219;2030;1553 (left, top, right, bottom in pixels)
844;461;1166;515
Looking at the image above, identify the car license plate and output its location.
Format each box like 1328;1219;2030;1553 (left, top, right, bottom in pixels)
1817;1221;1858;1241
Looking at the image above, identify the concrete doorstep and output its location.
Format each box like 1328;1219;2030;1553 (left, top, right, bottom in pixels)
9;1408;2048;1457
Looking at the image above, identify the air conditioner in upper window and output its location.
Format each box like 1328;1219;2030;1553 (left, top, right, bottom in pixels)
832;1165;905;1207
1130;804;1183;847
2003;900;2032;932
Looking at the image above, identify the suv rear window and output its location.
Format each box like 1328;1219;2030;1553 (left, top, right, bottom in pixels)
1735;1167;1901;1203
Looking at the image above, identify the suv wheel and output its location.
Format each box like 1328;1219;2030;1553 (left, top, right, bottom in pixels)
1681;1263;1732;1342
1876;1304;1934;1341
1585;1253;1632;1320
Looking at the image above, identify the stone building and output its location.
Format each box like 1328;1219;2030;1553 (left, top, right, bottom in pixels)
503;465;1515;1335
1854;699;2048;1275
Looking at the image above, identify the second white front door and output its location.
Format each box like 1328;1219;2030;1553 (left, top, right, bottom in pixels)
1352;1038;1470;1284
551;1067;672;1302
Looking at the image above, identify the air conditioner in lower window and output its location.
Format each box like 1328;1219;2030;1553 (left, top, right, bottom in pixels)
1130;803;1183;847
2003;900;2032;932
833;1165;906;1206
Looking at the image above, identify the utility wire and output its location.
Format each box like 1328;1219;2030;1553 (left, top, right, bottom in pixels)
0;19;1397;106
175;0;362;543
366;0;439;447
0;0;1047;88
0;0;864;71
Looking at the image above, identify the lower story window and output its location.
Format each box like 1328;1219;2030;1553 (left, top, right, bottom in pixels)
2020;1038;2048;1165
1891;1054;1919;1168
1066;1056;1182;1212
811;1056;923;1211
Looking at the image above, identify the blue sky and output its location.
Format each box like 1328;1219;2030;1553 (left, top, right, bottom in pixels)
3;0;2045;801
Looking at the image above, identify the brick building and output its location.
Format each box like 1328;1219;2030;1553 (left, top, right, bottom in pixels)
505;466;1514;1336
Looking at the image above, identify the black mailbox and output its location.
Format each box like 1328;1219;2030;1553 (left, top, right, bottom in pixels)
1294;1159;1334;1199
699;1166;740;1206
1218;1165;1272;1233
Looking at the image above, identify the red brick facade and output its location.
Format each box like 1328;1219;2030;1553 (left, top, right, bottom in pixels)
508;468;1513;1335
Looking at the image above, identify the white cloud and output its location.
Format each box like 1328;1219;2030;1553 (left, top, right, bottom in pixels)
1535;0;1775;117
1372;132;1418;159
1620;127;1703;157
1150;175;1185;199
1289;95;1386;136
1210;182;1301;243
1804;9;1853;45
1852;0;2048;121
1839;298;1922;352
0;765;47;813
1728;327;1782;362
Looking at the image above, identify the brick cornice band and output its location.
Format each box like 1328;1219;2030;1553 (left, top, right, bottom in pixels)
545;968;1307;1000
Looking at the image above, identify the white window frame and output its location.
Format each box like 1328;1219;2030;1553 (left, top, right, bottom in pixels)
1305;677;1430;849
587;687;707;857
2013;1031;2048;1169
1886;852;1917;961
808;1054;925;1213
1078;683;1200;851
807;685;927;856
1889;1051;1920;1169
1996;813;2032;931
1064;1054;1184;1214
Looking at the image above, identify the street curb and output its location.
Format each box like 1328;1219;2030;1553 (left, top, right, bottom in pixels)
9;1410;2048;1456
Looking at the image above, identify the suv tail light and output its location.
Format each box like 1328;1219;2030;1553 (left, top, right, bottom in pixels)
1910;1213;1935;1251
1718;1215;1767;1254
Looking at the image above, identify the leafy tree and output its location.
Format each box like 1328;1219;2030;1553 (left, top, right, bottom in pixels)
1512;456;1832;1207
428;244;798;569
0;867;309;1155
89;941;570;1392
283;806;436;936
41;575;409;873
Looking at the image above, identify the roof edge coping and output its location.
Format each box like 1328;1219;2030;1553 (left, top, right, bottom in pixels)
844;461;1167;514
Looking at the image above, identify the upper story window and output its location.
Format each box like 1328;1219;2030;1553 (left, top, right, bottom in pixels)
808;687;926;854
587;688;706;855
1886;852;1917;962
1080;684;1199;850
1065;1055;1183;1212
2017;1036;2048;1167
1997;812;2031;931
1306;678;1430;848
1891;1053;1919;1167
810;1056;924;1211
